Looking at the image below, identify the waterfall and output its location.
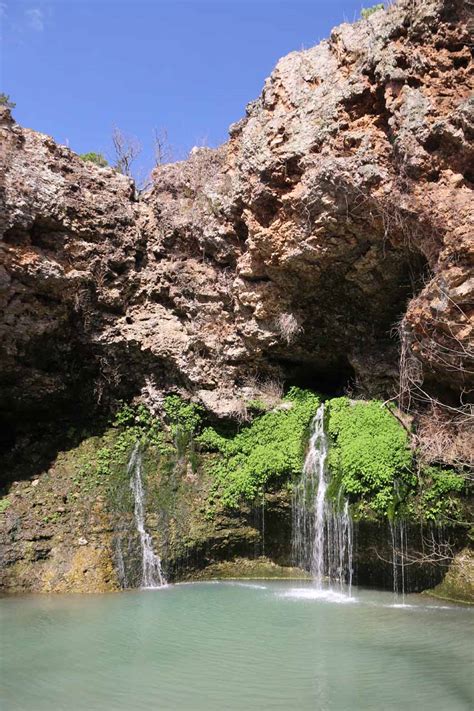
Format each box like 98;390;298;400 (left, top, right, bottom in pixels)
128;442;167;588
389;519;407;601
292;404;353;591
114;536;128;589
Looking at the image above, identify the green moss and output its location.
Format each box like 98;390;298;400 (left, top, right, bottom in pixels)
197;387;319;508
428;548;474;604
54;395;469;532
326;398;415;519
0;498;11;513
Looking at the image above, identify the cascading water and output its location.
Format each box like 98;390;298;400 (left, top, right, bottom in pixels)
114;536;128;590
128;442;167;588
292;404;353;592
390;519;407;601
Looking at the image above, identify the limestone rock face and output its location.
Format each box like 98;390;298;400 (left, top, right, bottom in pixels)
0;0;472;470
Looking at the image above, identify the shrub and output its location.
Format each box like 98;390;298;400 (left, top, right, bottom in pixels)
80;152;108;167
360;3;384;19
163;396;203;436
0;93;15;109
414;467;467;523
162;395;204;460
198;387;319;507
327;397;414;518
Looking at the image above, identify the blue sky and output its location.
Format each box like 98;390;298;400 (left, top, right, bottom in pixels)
2;0;366;177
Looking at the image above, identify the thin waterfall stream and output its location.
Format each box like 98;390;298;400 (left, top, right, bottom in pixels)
128;442;167;588
292;404;353;592
390;519;408;602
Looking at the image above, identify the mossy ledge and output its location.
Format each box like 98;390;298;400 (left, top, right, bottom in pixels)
0;391;471;599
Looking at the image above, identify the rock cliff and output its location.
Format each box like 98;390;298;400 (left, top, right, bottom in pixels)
0;0;472;597
2;0;472;456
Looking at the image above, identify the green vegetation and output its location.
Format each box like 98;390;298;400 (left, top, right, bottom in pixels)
0;498;11;513
69;394;468;527
80;152;108;167
326;397;415;518
413;467;466;523
360;3;384;19
325;397;468;524
0;93;15;109
163;396;203;438
103;403;167;461
198;388;319;507
162;395;204;464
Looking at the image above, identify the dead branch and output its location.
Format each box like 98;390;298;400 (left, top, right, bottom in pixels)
112;126;142;178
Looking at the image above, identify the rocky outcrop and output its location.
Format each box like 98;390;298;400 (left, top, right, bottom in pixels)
1;0;472;474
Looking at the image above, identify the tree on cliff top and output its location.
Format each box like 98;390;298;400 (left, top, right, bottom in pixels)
112;126;142;178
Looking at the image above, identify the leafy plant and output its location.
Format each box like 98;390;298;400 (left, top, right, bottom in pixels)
163;396;203;437
162;396;204;459
360;3;385;19
414;467;466;523
198;387;319;508
80;152;108;167
95;447;112;477
113;403;166;451
327;398;414;518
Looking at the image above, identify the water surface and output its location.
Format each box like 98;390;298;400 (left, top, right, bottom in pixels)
1;581;472;710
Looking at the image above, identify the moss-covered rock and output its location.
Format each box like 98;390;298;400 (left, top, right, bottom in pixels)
428;548;474;604
189;556;310;581
0;395;471;596
0;435;121;593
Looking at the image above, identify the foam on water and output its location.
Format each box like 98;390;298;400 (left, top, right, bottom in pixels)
280;587;357;604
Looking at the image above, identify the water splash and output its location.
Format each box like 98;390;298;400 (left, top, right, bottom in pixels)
128;443;167;588
280;587;356;604
292;404;353;592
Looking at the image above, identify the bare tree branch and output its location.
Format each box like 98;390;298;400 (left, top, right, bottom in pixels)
112;126;142;178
